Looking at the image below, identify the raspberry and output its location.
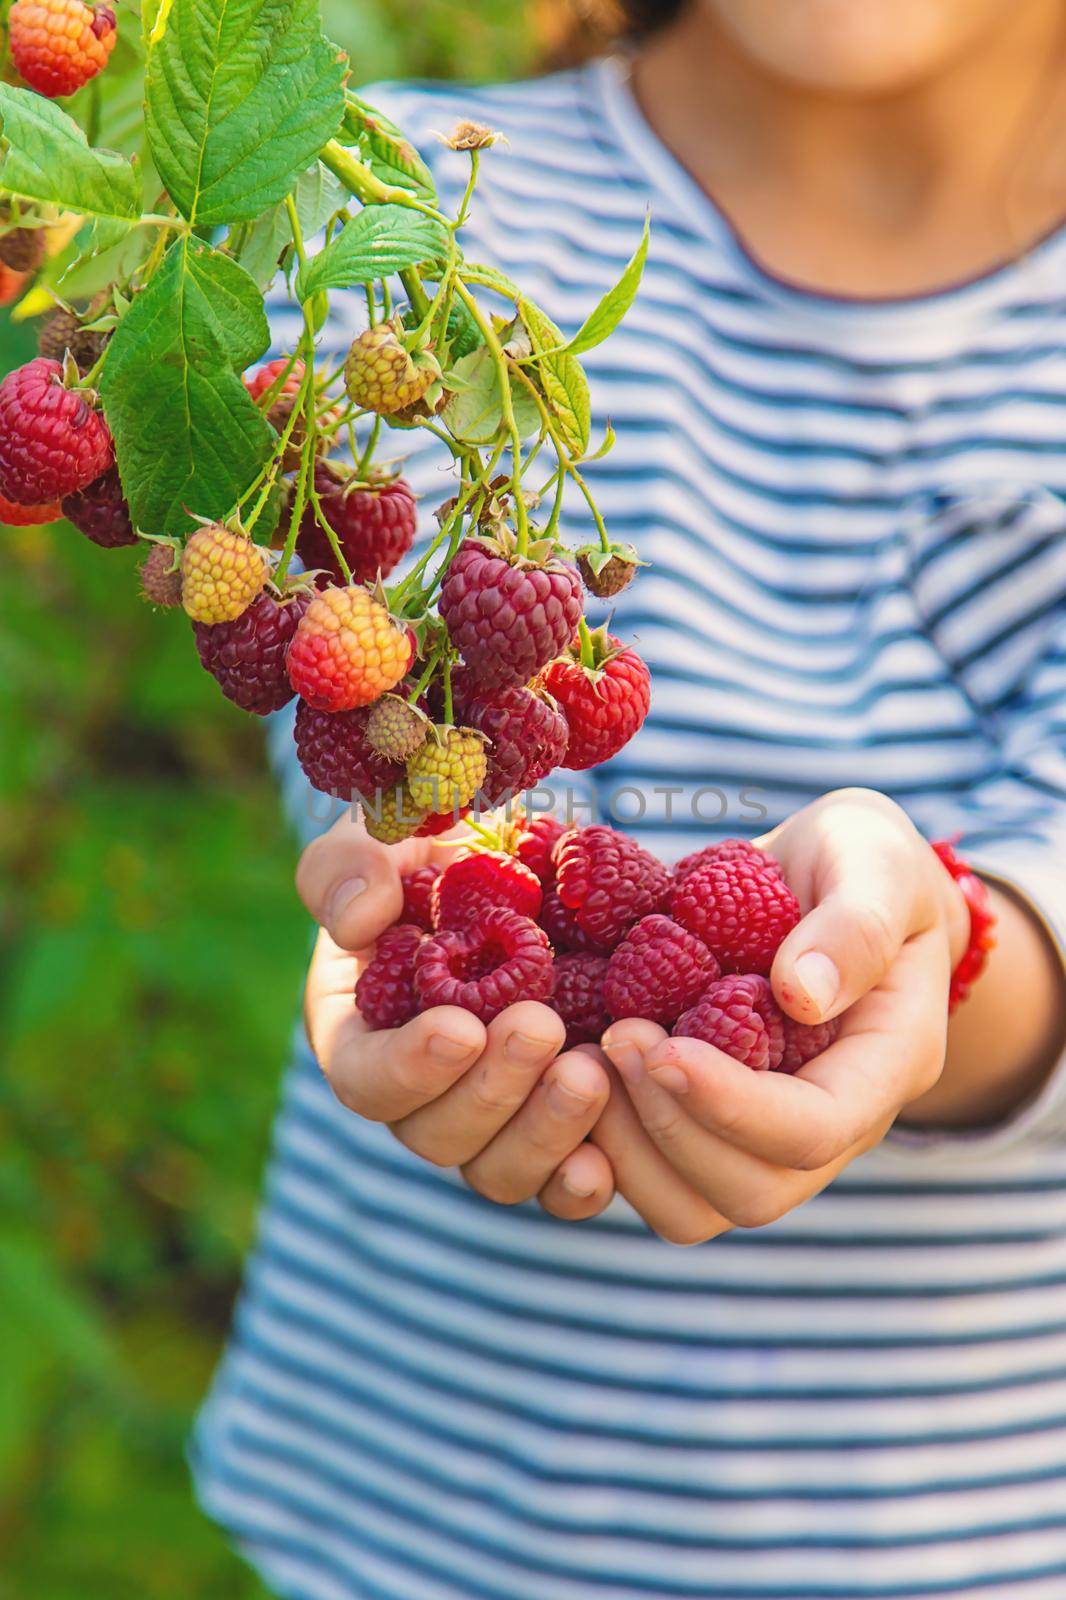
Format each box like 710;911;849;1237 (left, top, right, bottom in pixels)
576;545;638;599
0;358;113;505
675;974;786;1072
414;907;553;1023
194;589;311;715
603;914;720;1026
244;357;307;471
674;839;780;882
355;923;423;1029
9;0;117;98
0;219;45;275
38;304;108;371
551;953;611;1048
298;462;417;585
401;865;440;931
432;852;542;930
60;464;136;548
554;825;671;949
344;324;438;416
539;630;650;771
0;491;59;525
139;543;183;607
781;1014;840;1074
0;265;28;307
516;814;566;887
286;584;411;711
365;693;428;762
181;523;268;625
293;699;404;800
669;856;800;975
539;885;611;954
406;726;487;813
363;783;427;844
416;805;469;838
454;679;569;806
439;538;584;693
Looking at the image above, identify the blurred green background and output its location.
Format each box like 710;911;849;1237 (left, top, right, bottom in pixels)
0;3;603;1593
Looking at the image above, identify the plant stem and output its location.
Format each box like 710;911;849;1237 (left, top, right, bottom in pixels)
355;414;382;479
320;141;452;227
510;363;611;552
452;279;530;554
577;615;596;670
400;267;430;320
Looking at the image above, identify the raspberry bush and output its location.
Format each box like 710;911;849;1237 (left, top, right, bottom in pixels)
0;0;652;832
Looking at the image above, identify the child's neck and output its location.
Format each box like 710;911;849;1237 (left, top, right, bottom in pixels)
633;0;1066;297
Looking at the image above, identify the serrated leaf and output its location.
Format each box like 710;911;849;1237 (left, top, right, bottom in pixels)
0;86;140;234
145;0;347;226
297;202;448;299
235;162;348;289
342;93;437;203
461;261;520;300
519;297;590;459
568;213;649;355
441;346;540;447
100;238;274;536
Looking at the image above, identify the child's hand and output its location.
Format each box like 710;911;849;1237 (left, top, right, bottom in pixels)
596;789;970;1242
297;815;614;1219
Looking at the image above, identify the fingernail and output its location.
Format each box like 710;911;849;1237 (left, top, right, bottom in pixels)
506;1031;557;1063
429;1033;477;1061
547;1060;601;1116
793;951;840;1018
648;1063;689;1094
605;1042;644;1085
562;1172;596;1198
328;876;368;924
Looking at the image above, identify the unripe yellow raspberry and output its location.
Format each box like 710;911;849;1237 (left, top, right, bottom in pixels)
407;726;488;814
363;783;426;844
344;325;438;415
181;524;268;625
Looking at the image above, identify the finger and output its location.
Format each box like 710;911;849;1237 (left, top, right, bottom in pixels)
590;1070;730;1245
297;812;462;952
539;1142;616;1221
462;1048;610;1205
771;815;924;1023
392;1002;566;1167
633;928;949;1171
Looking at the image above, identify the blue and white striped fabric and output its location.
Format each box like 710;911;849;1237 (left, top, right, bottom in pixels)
193;57;1066;1599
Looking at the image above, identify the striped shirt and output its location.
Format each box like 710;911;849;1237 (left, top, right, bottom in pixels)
193;56;1066;1599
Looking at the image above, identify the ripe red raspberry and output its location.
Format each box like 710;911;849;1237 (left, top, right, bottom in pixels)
781;1014;840;1074
400;865;440;931
554;825;671;949
0;491;59;525
539;884;611;954
194;589;311;715
551;953;611;1048
355;923;423;1029
454;680;569;806
293;699;404;799
539;629;650;770
0;358;113;505
10;0;117;98
603;914;720;1026
365;693;428;762
286;584;411;711
432;852;542;930
344;323;439;415
139;543;183;607
414;907;553;1023
298;462;417;586
674;838;781;882
675;974;786;1072
439;538;584;693
406;726;487;813
670;856;800;975
60;464;135;548
516;814;566;887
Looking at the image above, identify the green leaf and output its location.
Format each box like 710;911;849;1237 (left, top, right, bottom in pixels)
441;346;539;447
297;202;448;300
144;0;347;225
0;86;140;244
568;213;649;355
518;296;590;459
234;162;348;288
342;93;437;203
100;238;274;536
461;261;520;300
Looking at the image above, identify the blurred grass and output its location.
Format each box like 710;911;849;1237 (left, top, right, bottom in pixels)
0;3;578;1592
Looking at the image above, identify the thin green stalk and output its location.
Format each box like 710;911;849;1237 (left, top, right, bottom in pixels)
577;615;596;670
320;140;452;227
510;363;611;552
400;266;430;321
453;279;530;553
453;151;480;230
355;414;382;479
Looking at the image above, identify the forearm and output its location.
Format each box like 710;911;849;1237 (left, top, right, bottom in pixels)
903;882;1066;1129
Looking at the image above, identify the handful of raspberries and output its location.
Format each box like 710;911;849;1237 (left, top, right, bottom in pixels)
357;819;841;1072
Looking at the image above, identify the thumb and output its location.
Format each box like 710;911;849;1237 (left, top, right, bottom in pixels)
296;812;420;951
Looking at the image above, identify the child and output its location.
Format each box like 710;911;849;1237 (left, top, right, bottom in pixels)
196;3;1066;1595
